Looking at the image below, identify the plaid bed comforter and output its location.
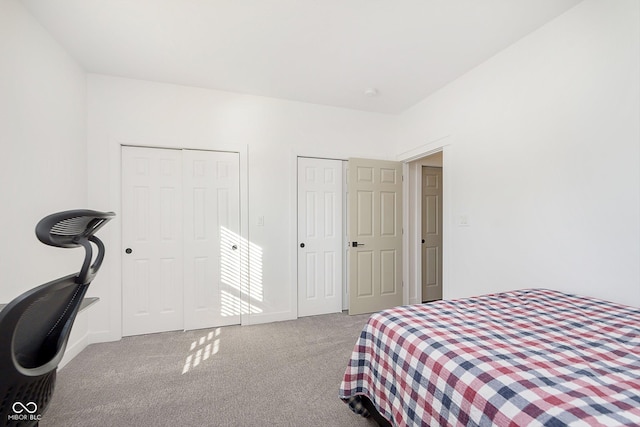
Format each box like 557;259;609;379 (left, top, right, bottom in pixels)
339;289;640;426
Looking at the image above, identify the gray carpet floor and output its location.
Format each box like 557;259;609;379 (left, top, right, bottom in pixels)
44;312;379;426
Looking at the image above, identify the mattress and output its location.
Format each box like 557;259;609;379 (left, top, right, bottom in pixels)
339;288;640;426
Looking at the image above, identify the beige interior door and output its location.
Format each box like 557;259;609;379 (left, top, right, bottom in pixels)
297;157;343;317
122;146;184;336
348;158;403;315
422;166;443;302
183;150;241;329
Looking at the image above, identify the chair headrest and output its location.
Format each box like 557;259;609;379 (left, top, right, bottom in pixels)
36;210;115;248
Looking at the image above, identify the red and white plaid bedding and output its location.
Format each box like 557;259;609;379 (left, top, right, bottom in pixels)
339;289;640;426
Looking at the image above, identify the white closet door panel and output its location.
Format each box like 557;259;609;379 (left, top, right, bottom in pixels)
183;150;241;329
122;146;184;336
297;157;343;317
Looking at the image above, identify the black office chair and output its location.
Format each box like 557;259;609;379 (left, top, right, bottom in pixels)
0;209;114;427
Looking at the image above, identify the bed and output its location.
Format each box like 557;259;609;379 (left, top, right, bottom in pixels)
339;288;640;426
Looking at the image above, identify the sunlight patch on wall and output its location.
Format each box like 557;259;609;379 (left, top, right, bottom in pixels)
220;226;263;316
221;289;262;315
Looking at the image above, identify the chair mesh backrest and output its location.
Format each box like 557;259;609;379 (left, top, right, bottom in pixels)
12;276;86;369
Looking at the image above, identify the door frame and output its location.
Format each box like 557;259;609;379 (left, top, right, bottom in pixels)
107;139;249;341
398;136;452;305
292;140;452;316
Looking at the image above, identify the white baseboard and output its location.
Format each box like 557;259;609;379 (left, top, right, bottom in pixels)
88;329;122;344
242;310;296;326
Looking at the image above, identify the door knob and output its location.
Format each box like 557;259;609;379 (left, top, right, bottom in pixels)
232;245;238;250
125;248;133;254
351;242;364;247
300;243;305;248
422;239;425;244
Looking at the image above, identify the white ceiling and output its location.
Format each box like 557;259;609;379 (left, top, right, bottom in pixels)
20;0;582;114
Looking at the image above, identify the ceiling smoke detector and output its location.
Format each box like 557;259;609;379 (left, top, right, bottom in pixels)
364;88;379;97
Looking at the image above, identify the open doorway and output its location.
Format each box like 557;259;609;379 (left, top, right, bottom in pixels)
421;161;443;302
406;150;444;304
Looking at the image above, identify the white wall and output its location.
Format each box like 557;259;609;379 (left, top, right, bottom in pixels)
396;0;640;306
0;0;87;302
86;75;397;340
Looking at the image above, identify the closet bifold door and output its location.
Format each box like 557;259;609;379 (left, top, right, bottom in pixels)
121;146;185;336
122;146;241;336
183;149;242;330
